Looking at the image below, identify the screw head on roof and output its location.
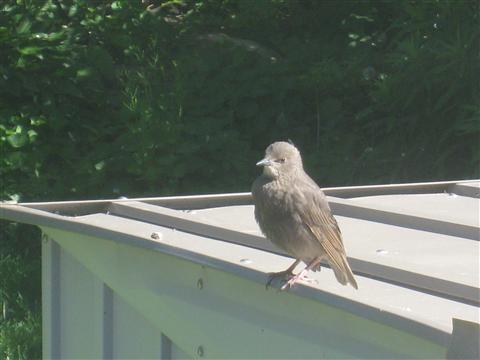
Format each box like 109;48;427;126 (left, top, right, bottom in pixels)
150;232;162;240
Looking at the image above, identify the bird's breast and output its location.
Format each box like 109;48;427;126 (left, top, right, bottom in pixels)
253;179;314;257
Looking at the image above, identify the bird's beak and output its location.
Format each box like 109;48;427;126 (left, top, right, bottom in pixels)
256;158;273;167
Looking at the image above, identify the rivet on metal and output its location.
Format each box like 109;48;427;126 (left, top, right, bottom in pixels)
197;278;203;290
196;346;204;357
150;232;162;240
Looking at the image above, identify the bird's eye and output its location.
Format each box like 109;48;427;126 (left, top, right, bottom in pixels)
276;158;286;163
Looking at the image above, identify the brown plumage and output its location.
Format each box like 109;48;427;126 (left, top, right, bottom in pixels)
251;141;358;290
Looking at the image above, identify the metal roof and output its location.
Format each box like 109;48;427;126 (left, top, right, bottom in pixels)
1;179;479;356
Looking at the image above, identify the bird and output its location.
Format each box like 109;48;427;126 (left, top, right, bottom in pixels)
251;141;358;290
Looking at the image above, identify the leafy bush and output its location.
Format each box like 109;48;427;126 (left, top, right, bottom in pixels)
0;222;41;359
0;0;478;358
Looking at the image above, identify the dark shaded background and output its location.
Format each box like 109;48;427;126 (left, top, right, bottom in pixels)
0;0;478;357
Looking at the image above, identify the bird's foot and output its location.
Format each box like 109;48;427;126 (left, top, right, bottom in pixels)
279;269;317;291
266;269;318;291
266;270;295;290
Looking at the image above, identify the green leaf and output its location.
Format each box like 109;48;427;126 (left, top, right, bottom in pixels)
6;127;28;148
68;5;78;17
94;160;106;171
16;56;27;68
30;117;47;126
27;130;38;142
76;68;92;78
111;1;123;10
6;194;20;204
18;46;42;55
16;20;31;34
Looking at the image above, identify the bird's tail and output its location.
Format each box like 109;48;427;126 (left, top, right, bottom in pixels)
331;255;358;289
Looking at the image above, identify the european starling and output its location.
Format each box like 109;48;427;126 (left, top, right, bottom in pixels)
252;141;358;290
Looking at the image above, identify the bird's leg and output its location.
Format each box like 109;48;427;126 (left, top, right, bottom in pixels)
280;257;322;290
266;259;300;289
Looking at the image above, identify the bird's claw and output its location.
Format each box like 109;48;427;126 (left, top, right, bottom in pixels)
265;271;294;290
280;274;318;290
267;271;317;291
279;273;302;290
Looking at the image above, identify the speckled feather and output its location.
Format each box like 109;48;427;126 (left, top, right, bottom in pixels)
252;142;358;289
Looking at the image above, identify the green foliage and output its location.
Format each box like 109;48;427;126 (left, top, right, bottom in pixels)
0;0;478;358
0;222;41;359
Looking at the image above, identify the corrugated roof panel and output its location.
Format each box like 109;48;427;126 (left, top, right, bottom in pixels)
187;204;479;289
350;193;479;226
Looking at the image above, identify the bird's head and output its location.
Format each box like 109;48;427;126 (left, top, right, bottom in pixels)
256;141;303;179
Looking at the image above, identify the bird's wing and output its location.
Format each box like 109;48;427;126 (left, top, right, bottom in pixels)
297;182;347;271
